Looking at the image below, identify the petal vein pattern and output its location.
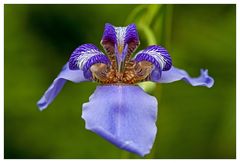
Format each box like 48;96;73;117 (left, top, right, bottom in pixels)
82;85;158;156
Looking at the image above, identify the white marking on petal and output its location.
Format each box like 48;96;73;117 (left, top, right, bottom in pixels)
133;50;167;69
77;49;101;69
114;27;127;47
145;50;166;69
134;49;166;69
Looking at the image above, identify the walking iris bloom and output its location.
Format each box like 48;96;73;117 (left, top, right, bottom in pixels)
37;23;214;156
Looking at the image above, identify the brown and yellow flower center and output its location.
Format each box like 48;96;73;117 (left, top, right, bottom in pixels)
90;60;153;84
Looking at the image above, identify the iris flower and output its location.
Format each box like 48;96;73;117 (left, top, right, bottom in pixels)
37;23;214;156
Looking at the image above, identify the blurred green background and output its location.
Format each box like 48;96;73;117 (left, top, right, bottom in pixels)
4;4;236;159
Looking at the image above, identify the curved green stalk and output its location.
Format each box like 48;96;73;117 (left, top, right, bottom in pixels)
164;4;173;50
124;5;147;25
144;5;162;26
138;23;157;45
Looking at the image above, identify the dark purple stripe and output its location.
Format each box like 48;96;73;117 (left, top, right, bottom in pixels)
69;44;101;70
135;53;161;70
101;23;117;45
83;55;110;79
136;45;172;71
124;24;139;45
124;24;140;54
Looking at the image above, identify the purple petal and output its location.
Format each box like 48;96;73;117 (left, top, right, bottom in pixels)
134;45;172;71
101;23;140;59
69;44;110;79
100;23;117;55
37;62;89;111
156;66;214;88
82;85;157;156
124;24;140;54
134;45;172;81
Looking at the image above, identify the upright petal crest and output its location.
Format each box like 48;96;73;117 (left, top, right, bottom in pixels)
101;23;140;56
100;23;117;56
101;23;140;71
124;24;140;55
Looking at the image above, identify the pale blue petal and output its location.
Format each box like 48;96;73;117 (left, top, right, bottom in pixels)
37;62;89;111
82;85;158;156
157;66;214;88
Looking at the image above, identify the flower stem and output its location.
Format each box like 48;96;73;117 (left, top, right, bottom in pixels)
124;5;146;25
164;4;173;50
138;24;157;45
143;5;162;26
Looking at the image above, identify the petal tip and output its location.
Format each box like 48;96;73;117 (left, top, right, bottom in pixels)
157;66;214;88
81;124;151;157
200;69;214;88
37;99;47;111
